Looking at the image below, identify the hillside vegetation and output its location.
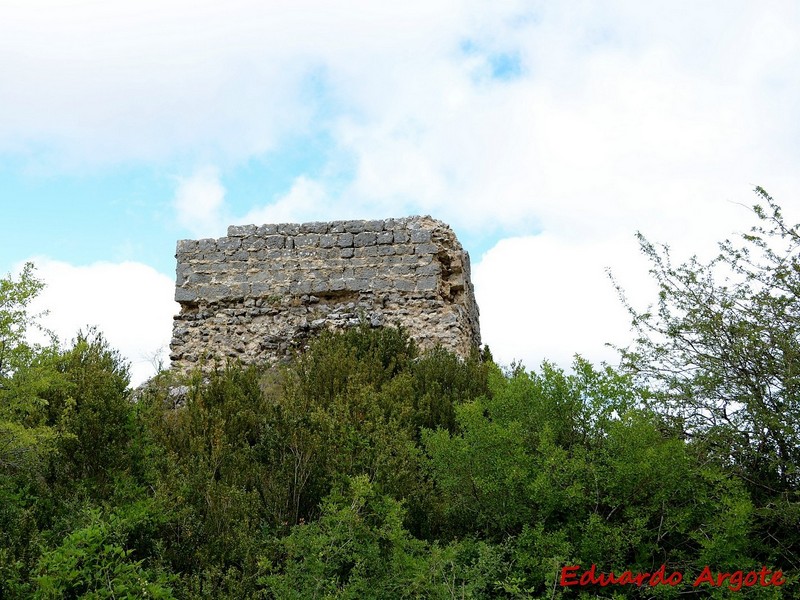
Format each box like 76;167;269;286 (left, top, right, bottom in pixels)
0;189;798;598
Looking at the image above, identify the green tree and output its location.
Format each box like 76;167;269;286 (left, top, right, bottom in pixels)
0;262;49;379
0;262;62;478
615;187;800;564
39;330;133;491
262;475;465;599
0;262;54;469
141;364;268;597
35;508;174;599
423;360;756;596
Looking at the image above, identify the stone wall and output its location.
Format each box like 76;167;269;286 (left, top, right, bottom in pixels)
169;216;481;371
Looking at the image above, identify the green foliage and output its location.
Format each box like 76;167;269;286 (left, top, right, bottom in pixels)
0;264;58;478
0;477;44;599
262;476;519;599
424;360;757;596
424;360;633;537
133;326;491;597
264;325;488;530
410;346;489;433
44;330;132;490
618;189;800;483
290;324;418;403
2;267;797;599
142;364;269;596
615;188;800;565
0;351;57;597
0;262;48;379
262;475;428;598
0;326;149;597
35;508;174;599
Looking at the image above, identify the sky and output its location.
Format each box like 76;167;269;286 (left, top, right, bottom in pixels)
2;0;799;386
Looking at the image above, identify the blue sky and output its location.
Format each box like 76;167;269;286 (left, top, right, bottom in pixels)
2;1;799;385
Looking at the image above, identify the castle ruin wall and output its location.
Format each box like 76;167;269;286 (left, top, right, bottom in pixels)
169;216;480;371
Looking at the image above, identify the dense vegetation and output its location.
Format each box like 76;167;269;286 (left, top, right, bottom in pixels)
1;189;798;598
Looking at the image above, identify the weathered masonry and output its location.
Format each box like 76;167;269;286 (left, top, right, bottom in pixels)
169;216;481;371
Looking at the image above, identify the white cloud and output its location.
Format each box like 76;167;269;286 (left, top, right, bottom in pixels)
472;234;657;371
469;198;768;373
5;3;799;235
170;0;799;253
240;176;332;225
173;167;228;237
5;0;800;375
22;259;178;387
0;0;474;167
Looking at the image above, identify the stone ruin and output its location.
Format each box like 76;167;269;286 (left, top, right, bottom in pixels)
169;216;481;372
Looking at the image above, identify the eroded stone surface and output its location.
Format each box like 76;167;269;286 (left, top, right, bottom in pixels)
170;216;481;372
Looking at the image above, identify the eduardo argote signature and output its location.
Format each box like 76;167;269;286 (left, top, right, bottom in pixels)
560;564;787;592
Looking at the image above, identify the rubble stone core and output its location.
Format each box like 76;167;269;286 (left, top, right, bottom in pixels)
170;216;481;372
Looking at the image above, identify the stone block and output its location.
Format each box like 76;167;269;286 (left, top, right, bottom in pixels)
243;236;264;251
290;280;313;294
355;266;378;279
410;229;432;243
390;265;414;276
257;224;278;235
416;276;438;292
176;239;198;253
248;268;271;281
228;224;257;237
354;246;379;257
295;234;320;247
198;239;217;252
415;243;438;255
353;232;377;247
416;263;441;276
350;278;369;291
176;264;191;284
393;230;409;243
344;221;365;233
393;278;415;292
384;218;400;229
175;287;197;302
199;285;229;302
264;235;286;248
300;221;328;234
311;280;330;293
218;237;242;252
414;254;433;265
188;273;212;284
277;223;300;235
372;278;391;291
